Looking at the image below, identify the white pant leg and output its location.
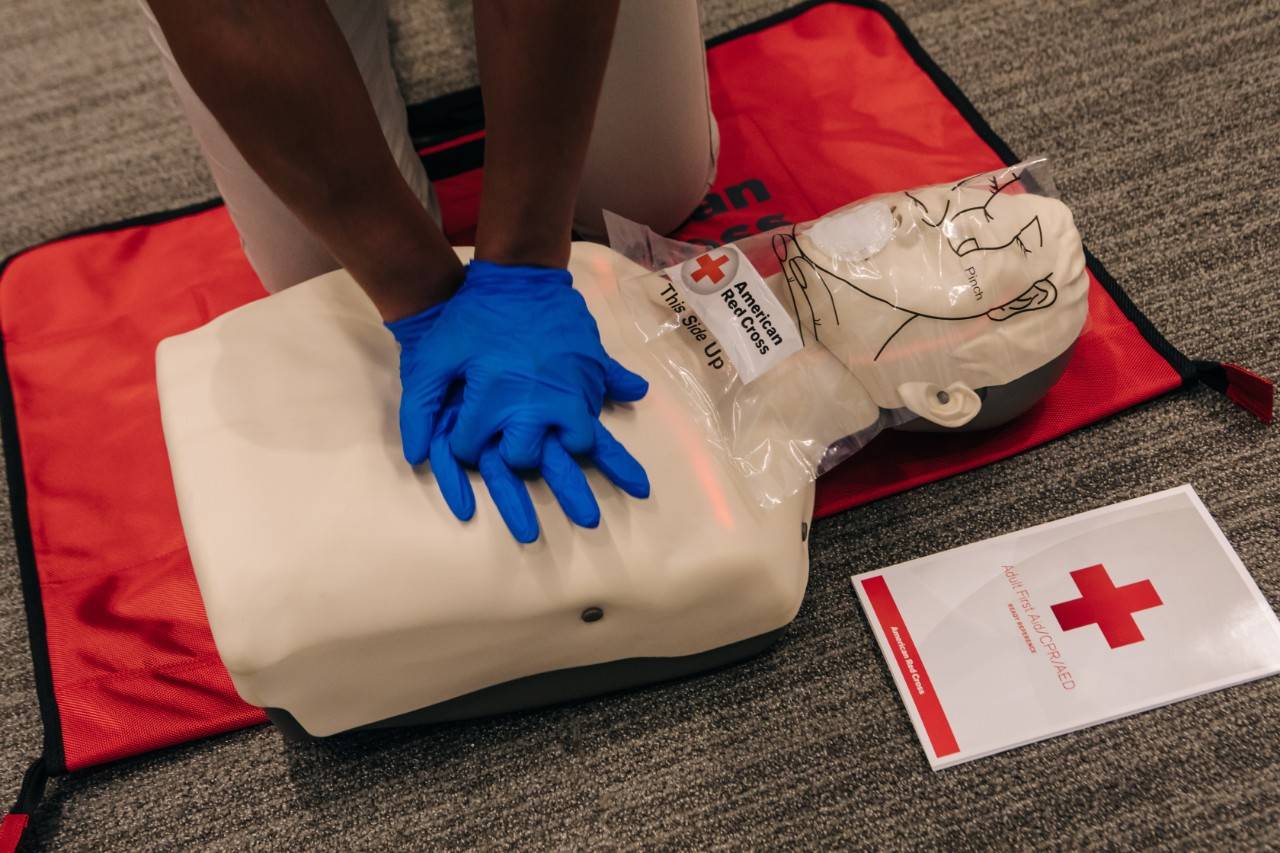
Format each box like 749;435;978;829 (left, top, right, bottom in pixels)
140;0;439;294
573;0;720;237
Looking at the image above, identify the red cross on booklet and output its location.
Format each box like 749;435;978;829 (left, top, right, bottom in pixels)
851;485;1280;769
1051;564;1163;648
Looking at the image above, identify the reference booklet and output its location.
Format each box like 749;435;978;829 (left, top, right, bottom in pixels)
851;485;1280;769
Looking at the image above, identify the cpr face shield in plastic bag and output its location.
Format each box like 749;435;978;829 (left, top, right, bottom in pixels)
605;159;1089;507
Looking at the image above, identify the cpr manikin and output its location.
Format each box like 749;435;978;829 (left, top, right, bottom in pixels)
155;162;1088;738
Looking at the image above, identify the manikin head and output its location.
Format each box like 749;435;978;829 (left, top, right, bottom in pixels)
622;161;1090;501
768;160;1089;428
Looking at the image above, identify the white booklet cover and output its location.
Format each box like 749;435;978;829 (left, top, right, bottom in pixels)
851;485;1280;770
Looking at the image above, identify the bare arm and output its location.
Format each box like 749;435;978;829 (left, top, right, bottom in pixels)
146;0;461;321
472;0;621;268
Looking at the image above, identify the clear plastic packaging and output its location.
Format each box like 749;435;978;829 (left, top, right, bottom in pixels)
605;158;1090;507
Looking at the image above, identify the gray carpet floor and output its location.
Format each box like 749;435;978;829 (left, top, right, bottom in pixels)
2;0;1278;849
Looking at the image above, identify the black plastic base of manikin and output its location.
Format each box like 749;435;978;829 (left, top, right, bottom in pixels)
896;345;1077;433
264;628;787;740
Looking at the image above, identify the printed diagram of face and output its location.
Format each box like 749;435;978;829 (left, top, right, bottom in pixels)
768;164;1089;421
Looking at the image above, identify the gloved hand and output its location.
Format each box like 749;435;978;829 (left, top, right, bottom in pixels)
387;259;649;468
386;259;651;541
424;388;650;543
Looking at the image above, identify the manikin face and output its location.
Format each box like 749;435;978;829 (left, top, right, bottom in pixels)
768;163;1089;427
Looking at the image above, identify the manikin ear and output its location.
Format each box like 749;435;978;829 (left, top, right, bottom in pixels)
897;381;982;428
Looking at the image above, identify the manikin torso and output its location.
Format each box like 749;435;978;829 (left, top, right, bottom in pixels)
157;245;814;737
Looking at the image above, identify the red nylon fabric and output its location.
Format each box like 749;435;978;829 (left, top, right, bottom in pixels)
0;814;29;853
2;213;270;770
1221;363;1274;425
0;2;1181;770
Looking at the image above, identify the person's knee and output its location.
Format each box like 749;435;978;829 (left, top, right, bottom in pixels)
574;113;720;239
573;0;717;239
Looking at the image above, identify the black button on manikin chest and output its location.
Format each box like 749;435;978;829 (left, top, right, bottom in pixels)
581;607;604;623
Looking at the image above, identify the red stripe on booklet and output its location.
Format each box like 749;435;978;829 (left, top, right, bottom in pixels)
861;575;960;759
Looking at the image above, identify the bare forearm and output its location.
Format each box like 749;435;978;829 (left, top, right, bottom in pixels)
472;0;620;268
147;0;461;320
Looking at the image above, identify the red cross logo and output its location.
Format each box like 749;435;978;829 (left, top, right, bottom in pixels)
1050;564;1162;648
691;252;731;285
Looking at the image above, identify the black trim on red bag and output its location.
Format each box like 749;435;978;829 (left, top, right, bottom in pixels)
1194;361;1275;423
422;137;485;181
0;1;1266;845
0;278;66;779
0;245;69;851
0;757;48;853
407;86;484;148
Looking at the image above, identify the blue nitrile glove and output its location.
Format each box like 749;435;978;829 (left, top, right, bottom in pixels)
386;259;649;469
385;259;651;541
426;390;650;543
